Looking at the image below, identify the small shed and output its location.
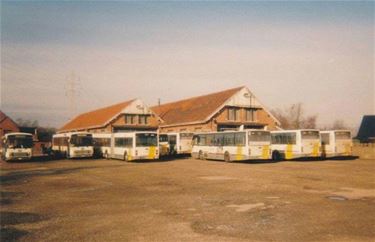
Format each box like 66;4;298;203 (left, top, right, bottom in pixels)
356;115;375;143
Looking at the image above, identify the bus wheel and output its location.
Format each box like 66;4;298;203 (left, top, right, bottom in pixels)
224;152;231;162
198;151;204;160
123;152;128;162
272;151;281;161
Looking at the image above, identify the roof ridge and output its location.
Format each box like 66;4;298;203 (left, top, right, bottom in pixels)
152;86;244;108
77;99;136;117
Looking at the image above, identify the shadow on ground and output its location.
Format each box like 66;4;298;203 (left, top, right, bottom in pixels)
0;164;124;186
0;227;29;242
0;211;47;242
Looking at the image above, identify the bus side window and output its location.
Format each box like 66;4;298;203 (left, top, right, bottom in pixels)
234;133;245;146
193;135;199;145
206;134;214;146
224;133;235;146
199;135;207;146
124;138;133;147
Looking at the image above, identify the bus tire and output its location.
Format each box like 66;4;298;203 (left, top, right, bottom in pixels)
224;152;231;162
123;152;128;162
272;150;281;161
198;150;204;160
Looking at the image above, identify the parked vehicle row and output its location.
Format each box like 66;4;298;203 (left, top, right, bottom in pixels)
1;129;353;162
192;129;353;162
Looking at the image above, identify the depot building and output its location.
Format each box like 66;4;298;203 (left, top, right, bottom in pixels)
58;86;280;134
151;86;280;133
59;99;161;133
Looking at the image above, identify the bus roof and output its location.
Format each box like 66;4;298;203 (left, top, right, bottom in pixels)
4;132;33;137
53;131;92;138
193;129;269;135
320;130;351;133
271;129;319;133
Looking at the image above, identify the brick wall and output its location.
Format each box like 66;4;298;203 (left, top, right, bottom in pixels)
159;106;279;133
0;117;19;139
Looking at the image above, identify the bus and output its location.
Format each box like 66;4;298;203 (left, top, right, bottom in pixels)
1;132;33;161
191;130;271;162
93;132;159;161
52;132;94;158
320;130;352;158
159;134;169;156
159;132;194;156
270;129;321;160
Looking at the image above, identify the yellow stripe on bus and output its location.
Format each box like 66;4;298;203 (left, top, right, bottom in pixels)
286;144;293;159
262;145;270;159
312;143;319;157
148;146;156;159
236;146;242;160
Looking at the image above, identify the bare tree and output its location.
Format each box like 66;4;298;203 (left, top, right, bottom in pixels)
331;119;347;130
272;103;318;129
16;118;39;127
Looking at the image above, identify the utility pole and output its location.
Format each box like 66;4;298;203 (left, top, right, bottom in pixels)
65;72;81;119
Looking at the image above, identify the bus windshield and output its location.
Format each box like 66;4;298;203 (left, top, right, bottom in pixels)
70;135;93;147
6;135;33;149
159;135;168;142
335;131;351;140
248;131;270;142
301;131;319;140
136;133;158;147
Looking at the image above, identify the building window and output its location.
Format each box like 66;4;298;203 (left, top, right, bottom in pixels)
125;115;134;124
246;109;256;121
138;115;148;125
227;108;238;121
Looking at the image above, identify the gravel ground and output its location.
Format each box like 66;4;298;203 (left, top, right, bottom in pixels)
1;157;374;242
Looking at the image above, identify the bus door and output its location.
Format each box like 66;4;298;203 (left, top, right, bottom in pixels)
248;131;269;159
301;131;320;157
168;134;177;155
214;134;224;160
110;134;115;158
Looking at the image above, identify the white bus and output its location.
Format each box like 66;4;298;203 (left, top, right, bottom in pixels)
320;130;352;158
93;132;159;161
191;130;271;162
159;132;194;156
1;132;33;161
270;129;321;160
52;132;94;158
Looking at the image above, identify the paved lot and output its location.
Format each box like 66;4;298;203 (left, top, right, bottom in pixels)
1;157;374;242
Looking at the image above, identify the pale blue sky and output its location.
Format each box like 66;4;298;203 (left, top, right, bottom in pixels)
1;1;374;130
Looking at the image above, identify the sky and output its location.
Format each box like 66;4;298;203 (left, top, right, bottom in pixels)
1;1;374;130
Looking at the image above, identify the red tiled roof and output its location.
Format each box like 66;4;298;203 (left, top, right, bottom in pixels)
59;100;134;132
0;110;18;126
151;87;243;126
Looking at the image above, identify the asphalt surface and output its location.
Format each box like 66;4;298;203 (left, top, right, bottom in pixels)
1;157;374;242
